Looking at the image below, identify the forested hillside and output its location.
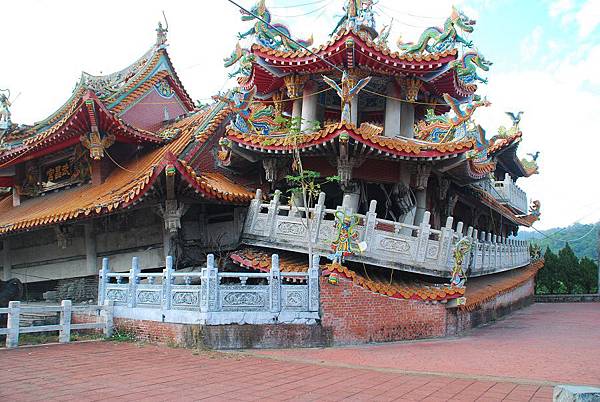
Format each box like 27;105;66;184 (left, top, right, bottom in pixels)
517;222;599;260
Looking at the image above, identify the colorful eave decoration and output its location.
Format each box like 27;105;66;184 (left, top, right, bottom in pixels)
226;121;477;159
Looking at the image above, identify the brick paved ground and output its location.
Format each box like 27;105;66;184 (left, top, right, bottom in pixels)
256;303;600;387
0;303;596;401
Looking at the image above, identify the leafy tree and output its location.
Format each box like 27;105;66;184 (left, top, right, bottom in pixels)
535;244;599;294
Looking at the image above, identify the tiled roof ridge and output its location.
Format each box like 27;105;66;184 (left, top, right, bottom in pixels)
250;29;458;63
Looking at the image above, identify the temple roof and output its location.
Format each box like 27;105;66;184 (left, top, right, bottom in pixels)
0;39;195;168
242;28;474;100
0;103;255;235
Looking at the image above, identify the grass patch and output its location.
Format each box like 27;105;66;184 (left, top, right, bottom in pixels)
109;329;137;343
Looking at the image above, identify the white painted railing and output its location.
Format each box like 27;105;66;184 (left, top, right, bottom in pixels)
98;254;320;325
242;190;531;278
479;176;528;214
0;301;114;349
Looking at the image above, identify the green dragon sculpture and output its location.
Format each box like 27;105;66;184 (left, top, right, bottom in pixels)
451;51;492;84
223;42;256;78
415;93;490;142
397;6;476;54
238;0;313;52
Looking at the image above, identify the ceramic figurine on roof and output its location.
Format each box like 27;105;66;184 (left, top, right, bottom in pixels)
238;0;313;51
332;0;378;38
451;51;493;84
398;6;475;54
322;71;372;124
416;93;490;142
215;86;277;135
224;42;256;78
0;89;12;129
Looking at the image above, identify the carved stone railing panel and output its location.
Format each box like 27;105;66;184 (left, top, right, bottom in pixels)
98;252;320;322
241;191;531;278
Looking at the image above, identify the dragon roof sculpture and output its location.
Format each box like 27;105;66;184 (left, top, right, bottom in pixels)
237;0;313;52
397;6;476;55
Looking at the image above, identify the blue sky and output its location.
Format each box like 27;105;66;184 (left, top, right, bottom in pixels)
2;0;600;230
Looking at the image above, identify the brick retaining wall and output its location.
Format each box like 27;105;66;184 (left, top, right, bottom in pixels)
319;276;448;344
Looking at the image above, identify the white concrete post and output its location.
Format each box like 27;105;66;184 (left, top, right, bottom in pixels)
416;211;431;262
341;192;359;214
308;254;320;312
456;222;464;236
128;257;140;308
363;200;378;248
162;256;173;310
103;300;114;338
206;254;218;312
6;300;20;348
245;189;263;235
267;190;281;241
98;257;109;306
472;229;479;272
59;300;72;344
438;216;454;269
269;254;281;313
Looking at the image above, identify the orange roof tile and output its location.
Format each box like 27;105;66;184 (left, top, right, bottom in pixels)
0;104;255;234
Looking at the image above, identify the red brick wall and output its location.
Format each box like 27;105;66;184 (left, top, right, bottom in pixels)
319;277;448;344
114;318;185;345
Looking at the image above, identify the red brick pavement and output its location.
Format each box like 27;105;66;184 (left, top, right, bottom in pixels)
0;303;596;401
256;303;600;387
0;342;553;401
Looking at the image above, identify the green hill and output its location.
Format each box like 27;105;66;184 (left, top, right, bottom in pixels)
517;222;599;260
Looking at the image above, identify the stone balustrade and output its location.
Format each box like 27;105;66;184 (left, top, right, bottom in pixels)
242;190;531;278
98;254;320;325
479;176;528;214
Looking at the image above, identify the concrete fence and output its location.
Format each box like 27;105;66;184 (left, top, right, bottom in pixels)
0;300;114;349
98;254;320;325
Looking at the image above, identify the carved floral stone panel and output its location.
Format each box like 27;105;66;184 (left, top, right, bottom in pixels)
172;292;199;306
106;289;127;302
222;291;265;307
379;237;411;254
137;290;161;304
277;221;305;237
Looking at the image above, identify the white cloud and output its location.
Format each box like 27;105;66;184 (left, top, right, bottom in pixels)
520;26;544;61
549;0;574;17
575;0;600;37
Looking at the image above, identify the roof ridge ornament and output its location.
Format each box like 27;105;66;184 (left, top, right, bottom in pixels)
155;11;169;47
332;0;378;38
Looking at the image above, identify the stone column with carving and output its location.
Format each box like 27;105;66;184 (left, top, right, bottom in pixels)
399;78;421;138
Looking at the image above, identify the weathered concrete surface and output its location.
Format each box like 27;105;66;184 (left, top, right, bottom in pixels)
254;303;600;387
0;342;553;401
554;385;600;401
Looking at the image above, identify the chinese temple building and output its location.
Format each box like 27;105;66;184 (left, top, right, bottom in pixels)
1;1;543;347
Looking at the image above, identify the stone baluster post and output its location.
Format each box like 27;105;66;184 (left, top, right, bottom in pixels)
472;229;479;272
102;300;114;338
311;192;326;244
245;189;263;235
6;301;20;348
128;257;140;308
98;257;109;306
59;300;72;344
269;254;281;313
267;190;281;241
362;200;378;257
308;254;320;312
416;211;431;262
438;216;454;270
201;254;218;313
162;255;173;310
